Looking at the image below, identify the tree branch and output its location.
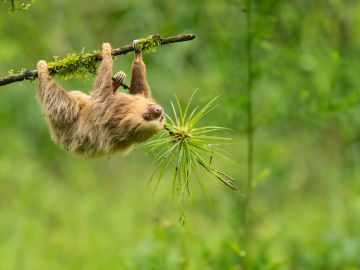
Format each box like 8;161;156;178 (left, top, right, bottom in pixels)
0;33;195;87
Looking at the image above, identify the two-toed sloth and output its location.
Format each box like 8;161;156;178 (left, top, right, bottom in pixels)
37;42;165;157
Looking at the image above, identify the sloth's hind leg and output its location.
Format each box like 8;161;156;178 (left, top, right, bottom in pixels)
37;60;80;126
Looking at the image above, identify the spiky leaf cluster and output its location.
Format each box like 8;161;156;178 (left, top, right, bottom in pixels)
144;93;237;223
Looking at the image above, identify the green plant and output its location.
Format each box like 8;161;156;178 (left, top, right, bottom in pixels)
144;92;237;224
3;0;35;12
133;35;162;53
47;35;161;80
47;51;101;80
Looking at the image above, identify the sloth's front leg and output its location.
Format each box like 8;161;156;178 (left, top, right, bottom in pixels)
112;71;127;93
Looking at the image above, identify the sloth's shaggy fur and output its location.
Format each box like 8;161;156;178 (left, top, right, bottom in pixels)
37;43;164;157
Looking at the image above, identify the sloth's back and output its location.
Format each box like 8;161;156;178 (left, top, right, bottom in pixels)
50;91;132;157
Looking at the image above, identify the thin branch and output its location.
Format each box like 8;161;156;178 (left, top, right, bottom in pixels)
0;33;195;87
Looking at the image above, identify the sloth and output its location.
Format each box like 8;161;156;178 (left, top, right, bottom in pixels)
37;42;165;157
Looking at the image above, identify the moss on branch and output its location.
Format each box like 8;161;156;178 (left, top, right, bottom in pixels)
0;33;195;86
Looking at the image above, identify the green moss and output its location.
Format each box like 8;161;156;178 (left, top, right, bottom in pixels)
47;50;101;80
38;35;161;81
134;34;162;53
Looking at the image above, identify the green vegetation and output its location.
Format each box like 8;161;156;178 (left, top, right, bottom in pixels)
1;0;360;269
47;51;101;80
145;93;236;224
133;35;162;53
3;0;35;12
46;34;161;79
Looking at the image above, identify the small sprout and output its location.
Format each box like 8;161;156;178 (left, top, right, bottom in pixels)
144;92;238;223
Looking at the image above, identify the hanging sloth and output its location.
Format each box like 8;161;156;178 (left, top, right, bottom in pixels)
36;42;165;157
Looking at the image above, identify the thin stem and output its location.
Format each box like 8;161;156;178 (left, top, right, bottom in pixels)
243;0;254;254
245;0;254;216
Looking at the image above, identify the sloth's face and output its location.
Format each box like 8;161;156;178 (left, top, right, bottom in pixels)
142;104;165;123
140;103;165;133
125;98;165;142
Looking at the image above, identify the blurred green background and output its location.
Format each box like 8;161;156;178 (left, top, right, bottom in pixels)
1;0;360;269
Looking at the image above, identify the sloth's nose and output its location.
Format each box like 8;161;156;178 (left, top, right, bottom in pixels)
149;104;163;119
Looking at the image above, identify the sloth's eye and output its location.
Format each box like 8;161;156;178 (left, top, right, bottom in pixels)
143;113;152;121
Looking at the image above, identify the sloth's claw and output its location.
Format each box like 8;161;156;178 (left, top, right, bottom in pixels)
132;39;140;51
112;71;127;92
114;71;126;83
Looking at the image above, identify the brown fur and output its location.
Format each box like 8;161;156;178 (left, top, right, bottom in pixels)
37;43;164;157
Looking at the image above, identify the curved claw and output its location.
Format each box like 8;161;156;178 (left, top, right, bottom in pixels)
102;43;111;51
132;39;142;63
37;60;48;73
132;39;140;51
102;43;112;58
113;71;126;84
112;71;127;92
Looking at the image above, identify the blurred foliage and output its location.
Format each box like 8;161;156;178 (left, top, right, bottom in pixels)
2;0;35;12
0;0;360;269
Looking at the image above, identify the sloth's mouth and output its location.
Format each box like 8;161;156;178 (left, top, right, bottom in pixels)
159;115;165;122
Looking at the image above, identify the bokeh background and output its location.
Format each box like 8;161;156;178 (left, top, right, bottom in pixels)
1;0;360;269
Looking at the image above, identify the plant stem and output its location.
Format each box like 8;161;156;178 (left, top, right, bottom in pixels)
243;0;254;253
0;33;195;87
